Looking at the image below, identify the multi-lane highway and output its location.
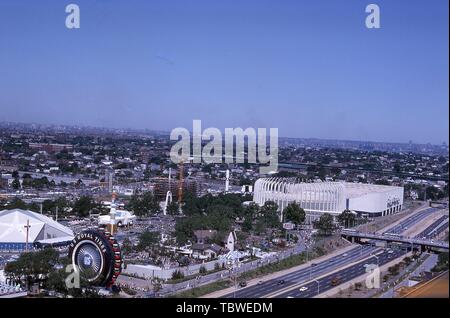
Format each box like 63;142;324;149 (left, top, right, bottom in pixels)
275;249;405;298
222;207;443;298
282;213;449;299
222;245;378;298
384;208;439;234
416;215;449;239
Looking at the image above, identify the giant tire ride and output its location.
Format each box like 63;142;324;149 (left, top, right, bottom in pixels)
68;228;122;288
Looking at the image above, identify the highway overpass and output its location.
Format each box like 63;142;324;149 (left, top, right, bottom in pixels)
341;230;449;252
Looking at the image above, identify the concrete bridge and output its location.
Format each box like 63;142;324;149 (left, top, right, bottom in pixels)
341;230;449;252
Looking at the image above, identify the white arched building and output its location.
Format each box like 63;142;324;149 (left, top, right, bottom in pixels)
253;178;404;223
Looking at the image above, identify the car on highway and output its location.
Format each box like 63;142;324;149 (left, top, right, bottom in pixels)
342;253;348;257
331;277;341;286
299;286;308;292
311;263;318;267
257;280;264;285
239;281;247;288
277;279;285;285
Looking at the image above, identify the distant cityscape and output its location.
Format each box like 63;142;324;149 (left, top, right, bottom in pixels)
0;120;448;299
0;0;448;304
2;121;448;154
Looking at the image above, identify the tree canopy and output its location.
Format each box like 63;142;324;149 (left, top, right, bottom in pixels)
5;248;60;290
127;192;160;216
337;209;357;228
283;202;306;225
72;196;96;217
313;213;336;236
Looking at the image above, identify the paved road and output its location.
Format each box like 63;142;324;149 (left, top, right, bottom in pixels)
284;208;447;299
385;208;439;234
222;207;441;298
221;245;378;298
276;248;406;298
416;215;449;239
158;244;306;296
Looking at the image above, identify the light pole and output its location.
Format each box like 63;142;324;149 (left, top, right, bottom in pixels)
24;220;31;252
314;279;320;296
226;259;241;299
305;241;311;263
372;254;379;266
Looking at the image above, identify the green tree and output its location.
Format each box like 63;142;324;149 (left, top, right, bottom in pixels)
127;192;160;216
151;277;163;297
313;213;336;236
253;201;280;235
171;270;185;280
11;178;21;190
6;198;28;210
4;248;60;290
260;201;280;228
432;252;449;272
21;174;33;188
182;191;201;215
72;196;95;217
137;231;160;251
242;217;253;233
337;209;357;228
283;202;305;225
121;238;133;255
141;192;160;215
167;200;180;215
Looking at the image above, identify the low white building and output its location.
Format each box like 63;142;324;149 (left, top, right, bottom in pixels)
0;209;74;251
253;178;404;223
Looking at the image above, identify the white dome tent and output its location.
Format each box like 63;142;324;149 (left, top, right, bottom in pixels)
0;209;74;251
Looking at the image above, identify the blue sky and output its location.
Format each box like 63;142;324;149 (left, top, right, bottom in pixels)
0;0;448;144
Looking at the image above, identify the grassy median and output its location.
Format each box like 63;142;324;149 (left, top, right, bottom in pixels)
168;280;233;298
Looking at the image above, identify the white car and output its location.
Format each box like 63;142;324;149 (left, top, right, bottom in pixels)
299;286;308;292
98;209;136;227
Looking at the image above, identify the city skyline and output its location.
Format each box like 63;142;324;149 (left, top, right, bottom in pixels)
0;0;448;145
0;119;448;148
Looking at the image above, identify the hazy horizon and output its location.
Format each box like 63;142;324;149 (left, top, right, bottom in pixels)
0;0;448;145
2;119;448;147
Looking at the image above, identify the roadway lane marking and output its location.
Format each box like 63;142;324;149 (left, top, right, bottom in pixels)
265;250;385;298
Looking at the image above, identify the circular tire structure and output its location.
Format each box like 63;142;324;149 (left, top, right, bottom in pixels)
68;229;122;288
